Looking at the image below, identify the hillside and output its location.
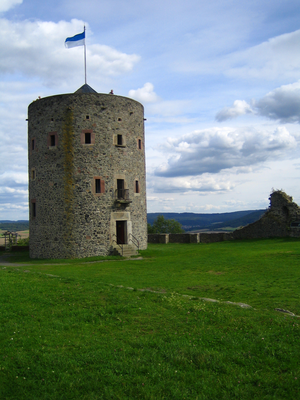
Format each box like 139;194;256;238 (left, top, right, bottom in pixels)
147;210;266;231
0;220;29;231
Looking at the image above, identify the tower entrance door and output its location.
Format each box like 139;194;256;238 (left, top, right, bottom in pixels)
116;221;127;244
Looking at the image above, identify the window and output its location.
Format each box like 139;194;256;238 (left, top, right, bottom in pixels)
135;180;140;194
117;179;125;198
93;177;105;195
50;134;56;146
32;202;36;218
86;115;90;120
31;168;36;180
138;138;142;150
95;179;101;193
85;132;91;144
81;130;94;145
31;199;36;219
31;138;35;151
48;132;58;148
114;134;126;147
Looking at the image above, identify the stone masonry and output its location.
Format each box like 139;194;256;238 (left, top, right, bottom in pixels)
28;85;147;258
230;190;300;240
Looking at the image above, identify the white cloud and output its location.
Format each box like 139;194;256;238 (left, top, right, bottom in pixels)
154;126;297;177
0;0;22;13
216;100;253;122
149;174;234;194
216;81;300;123
226;30;300;81
0;172;28;186
0;18;140;87
128;82;159;103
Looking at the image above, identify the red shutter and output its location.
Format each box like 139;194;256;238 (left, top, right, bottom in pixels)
100;179;105;193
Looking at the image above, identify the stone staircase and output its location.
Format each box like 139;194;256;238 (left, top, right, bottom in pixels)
113;244;138;257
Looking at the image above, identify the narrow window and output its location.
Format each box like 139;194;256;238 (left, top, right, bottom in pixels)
31;139;35;151
50;134;56;146
95;178;101;193
31;169;36;180
117;134;123;145
85;132;91;144
31;200;36;219
138;139;142;149
135;180;140;193
86;115;90;120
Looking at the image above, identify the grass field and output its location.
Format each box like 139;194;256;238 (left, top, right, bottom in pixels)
0;239;300;399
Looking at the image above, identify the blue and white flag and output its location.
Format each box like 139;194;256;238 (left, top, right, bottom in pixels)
65;31;85;48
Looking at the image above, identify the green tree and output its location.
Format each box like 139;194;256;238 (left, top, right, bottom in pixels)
148;215;185;234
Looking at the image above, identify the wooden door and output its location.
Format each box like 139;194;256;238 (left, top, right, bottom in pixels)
116;221;126;244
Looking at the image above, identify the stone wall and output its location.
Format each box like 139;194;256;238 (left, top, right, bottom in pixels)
199;232;231;243
148;234;169;244
148;233;200;243
28;87;147;259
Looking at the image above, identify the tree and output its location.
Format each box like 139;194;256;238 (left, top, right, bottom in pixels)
148;215;185;234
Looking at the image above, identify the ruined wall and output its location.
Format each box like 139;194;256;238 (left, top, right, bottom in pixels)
232;191;300;240
28;91;147;259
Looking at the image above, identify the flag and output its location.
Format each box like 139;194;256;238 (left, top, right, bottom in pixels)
65;31;85;48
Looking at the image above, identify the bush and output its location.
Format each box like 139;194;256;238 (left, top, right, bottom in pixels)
17;237;29;246
148;215;185;234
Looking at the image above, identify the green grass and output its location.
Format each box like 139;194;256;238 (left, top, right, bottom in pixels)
0;239;300;399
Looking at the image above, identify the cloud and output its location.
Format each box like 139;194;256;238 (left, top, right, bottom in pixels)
149;174;234;194
128;82;159;103
227;30;300;81
0;0;22;13
0;18;140;87
154;126;297;178
254;82;300;123
216;100;253;122
216;81;300;123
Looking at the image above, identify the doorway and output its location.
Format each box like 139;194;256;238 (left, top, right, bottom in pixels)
116;221;127;244
117;179;125;199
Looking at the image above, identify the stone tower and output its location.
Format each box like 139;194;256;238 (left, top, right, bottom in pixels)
28;84;147;259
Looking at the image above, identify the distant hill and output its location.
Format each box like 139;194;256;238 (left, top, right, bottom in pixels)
0;210;266;233
147;210;266;232
0;220;29;231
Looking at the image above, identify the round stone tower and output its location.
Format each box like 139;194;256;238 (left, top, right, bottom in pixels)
28;84;147;259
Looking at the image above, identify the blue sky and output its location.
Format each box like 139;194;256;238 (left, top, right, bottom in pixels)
1;0;300;219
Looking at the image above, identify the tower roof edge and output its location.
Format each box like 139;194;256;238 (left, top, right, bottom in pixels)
75;84;97;94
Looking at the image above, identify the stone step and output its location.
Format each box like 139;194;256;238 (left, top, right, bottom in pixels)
113;244;138;257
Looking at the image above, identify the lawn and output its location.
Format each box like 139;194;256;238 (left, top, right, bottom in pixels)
0;238;300;399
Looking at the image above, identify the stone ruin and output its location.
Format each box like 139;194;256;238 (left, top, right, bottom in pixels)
231;190;300;240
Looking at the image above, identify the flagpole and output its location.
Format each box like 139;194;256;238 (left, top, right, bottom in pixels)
84;25;87;84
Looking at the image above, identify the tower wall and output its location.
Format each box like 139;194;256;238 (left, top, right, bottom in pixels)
28;92;147;258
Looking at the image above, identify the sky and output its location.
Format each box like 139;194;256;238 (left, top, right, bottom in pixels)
1;0;300;220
